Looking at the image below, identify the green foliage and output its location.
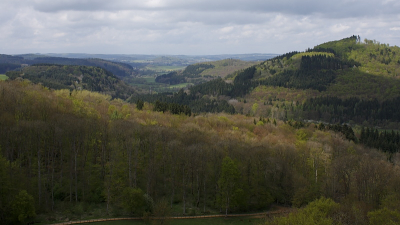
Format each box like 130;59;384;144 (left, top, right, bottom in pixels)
6;64;134;99
11;190;36;224
368;208;400;225
122;188;148;216
152;199;171;225
217;157;243;215
136;99;144;110
266;197;339;225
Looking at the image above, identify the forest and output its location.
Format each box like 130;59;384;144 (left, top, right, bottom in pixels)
1;80;400;225
5;64;135;100
0;54;136;78
2;36;400;225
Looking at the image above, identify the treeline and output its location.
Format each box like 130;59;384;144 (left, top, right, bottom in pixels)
155;71;186;85
2;81;400;225
0;54;136;78
130;89;235;114
261;69;336;92
360;127;400;154
6;64;135;99
300;55;356;70
316;123;356;142
0;63;20;74
153;100;192;116
182;63;214;78
296;96;400;125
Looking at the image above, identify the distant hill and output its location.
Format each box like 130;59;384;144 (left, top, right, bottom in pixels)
6;64;135;99
136;36;400;128
155;59;259;86
0;54;136;78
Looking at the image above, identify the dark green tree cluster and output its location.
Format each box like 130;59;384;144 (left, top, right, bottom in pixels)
0;63;20;73
6;64;135;99
155;71;186;85
360;128;400;153
261;69;336;91
182;63;214;78
188;78;232;96
316;123;356;142
130;88;235;114
0;54;136;78
153;100;191;116
297;96;400;126
300;55;355;70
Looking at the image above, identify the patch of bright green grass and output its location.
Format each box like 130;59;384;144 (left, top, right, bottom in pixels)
0;74;8;80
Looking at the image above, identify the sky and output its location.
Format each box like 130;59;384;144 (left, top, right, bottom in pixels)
0;0;399;55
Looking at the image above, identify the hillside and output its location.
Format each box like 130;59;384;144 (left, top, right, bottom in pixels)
1;80;400;225
141;36;400;128
0;54;136;78
6;64;135;99
154;59;259;87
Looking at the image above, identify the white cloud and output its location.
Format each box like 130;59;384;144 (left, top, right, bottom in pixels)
331;24;351;33
0;0;399;54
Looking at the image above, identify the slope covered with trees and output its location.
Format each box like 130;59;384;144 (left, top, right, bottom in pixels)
1;80;400;225
162;36;400;128
0;54;136;78
5;64;135;100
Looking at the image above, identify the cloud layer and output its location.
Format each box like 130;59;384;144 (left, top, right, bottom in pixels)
1;0;399;54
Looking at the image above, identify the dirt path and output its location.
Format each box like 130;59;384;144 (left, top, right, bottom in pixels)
50;206;293;225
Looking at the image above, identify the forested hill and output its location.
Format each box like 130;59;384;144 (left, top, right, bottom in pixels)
143;36;400;128
0;54;136;78
1;80;400;225
155;59;259;86
5;64;135;99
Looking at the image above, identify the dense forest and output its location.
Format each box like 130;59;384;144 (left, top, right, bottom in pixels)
2;80;400;225
3;36;400;225
0;54;136;78
5;64;135;100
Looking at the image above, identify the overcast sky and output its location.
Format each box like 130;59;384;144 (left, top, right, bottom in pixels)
1;0;399;55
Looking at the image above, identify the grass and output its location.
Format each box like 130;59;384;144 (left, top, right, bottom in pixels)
86;217;263;225
0;74;8;80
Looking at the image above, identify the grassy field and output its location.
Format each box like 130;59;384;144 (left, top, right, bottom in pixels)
86;217;264;225
0;74;8;80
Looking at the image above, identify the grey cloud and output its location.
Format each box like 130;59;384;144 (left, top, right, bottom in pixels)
30;0;399;19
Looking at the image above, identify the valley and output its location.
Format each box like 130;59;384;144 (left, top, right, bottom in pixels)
1;36;400;225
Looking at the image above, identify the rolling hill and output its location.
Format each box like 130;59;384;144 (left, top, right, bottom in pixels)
6;64;135;100
0;54;136;78
136;36;400;129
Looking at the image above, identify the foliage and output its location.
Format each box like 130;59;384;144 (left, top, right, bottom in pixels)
368;208;400;225
1;79;400;224
121;188;148;216
217;157;243;215
0;54;136;78
265;197;339;225
11;190;36;224
6;64;135;99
